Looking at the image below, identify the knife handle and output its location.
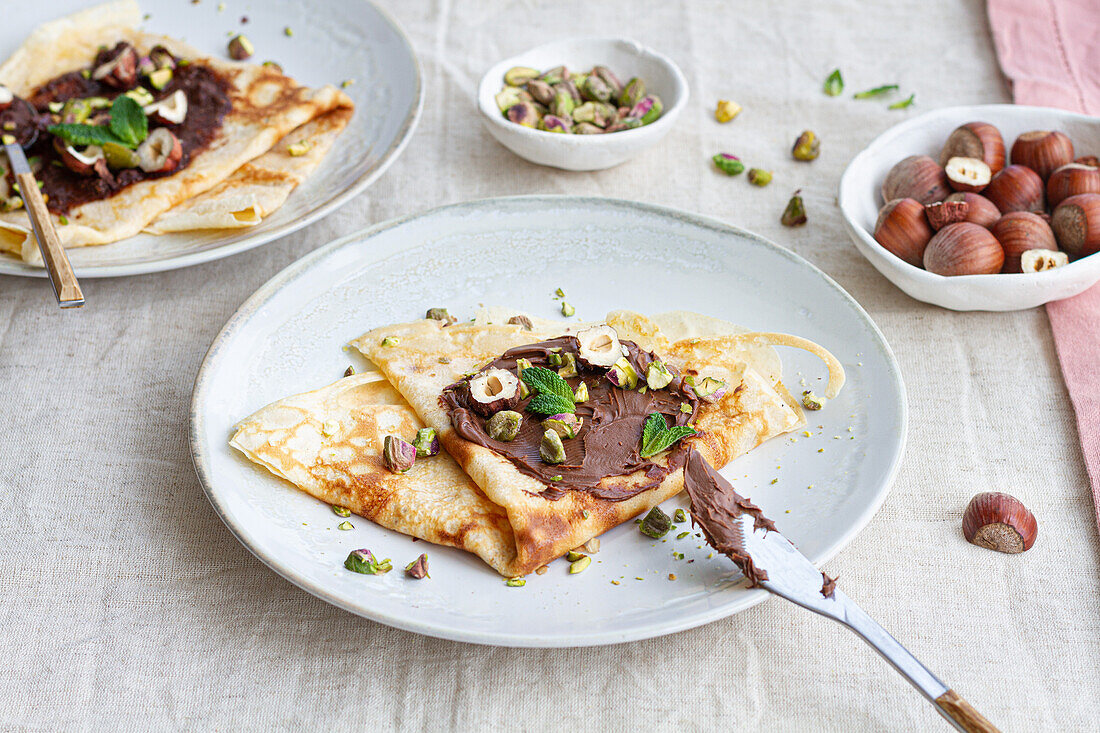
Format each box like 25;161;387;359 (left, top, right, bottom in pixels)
18;171;84;308
935;689;999;733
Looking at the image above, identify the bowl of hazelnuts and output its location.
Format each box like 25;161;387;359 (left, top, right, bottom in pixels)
839;104;1100;311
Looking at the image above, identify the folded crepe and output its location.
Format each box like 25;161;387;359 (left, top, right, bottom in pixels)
0;0;353;262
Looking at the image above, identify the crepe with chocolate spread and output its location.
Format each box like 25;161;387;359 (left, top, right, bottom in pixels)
0;0;353;262
347;310;843;576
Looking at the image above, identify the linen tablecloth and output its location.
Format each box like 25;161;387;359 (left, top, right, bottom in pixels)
2;1;1098;729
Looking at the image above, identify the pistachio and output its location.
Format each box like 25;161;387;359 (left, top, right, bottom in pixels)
516;357;533;372
542;413;583;439
576;325;622;368
569;556;592;574
606;118;644;133
149;46;176;71
333;505;351;517
507;314;533;330
557;353;578;378
123;87;155;107
102;142;141;169
506;101;540;128
792;130;820;161
380;336;399;346
592;66;623;96
548;352;563;367
287;140;312;157
504;66;540;86
680;403;692;414
781;190;807;227
425;307;456;324
618;77;646;107
640;506;672;538
412;427;440;457
519;382;531;399
566;550;586;562
148;67;173;90
574;381;589;403
262;60;283;73
574;122;604;134
383;435;416;473
713;153;745;176
495;86;524;113
405;553;429;579
549;89;575;118
715;99;742;123
801;390;824;411
581;75;612;103
466;368;521;415
673;508;688;523
560;301;575;317
571;101;607;127
538;114;571;134
556;79;582;104
748;168;773;186
224;33;253;61
344;549;392;575
540;429;567;464
487;410;523;442
606;357;639;390
505;577;526;587
688;376;727;403
646;361;674;390
539;65;567;85
525;79;554;106
338;520;353;530
630;95;663;125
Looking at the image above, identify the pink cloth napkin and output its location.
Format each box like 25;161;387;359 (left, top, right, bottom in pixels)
988;0;1100;531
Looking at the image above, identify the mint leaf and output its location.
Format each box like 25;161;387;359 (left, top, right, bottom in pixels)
639;412;696;458
641;413;666;450
47;123;124;148
527;393;575;416
108;95;148;148
521;366;574;402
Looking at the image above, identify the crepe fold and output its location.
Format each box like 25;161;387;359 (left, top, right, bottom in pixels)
0;0;354;262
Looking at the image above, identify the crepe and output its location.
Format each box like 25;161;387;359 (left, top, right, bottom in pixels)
347;310;841;576
0;0;353;262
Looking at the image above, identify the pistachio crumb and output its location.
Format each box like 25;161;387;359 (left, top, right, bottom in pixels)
535;566;549;575
59;215;69;225
668;573;677;581
554;287;565;298
217;2;225;10
380;336;399;346
817;448;824;453
770;478;778;485
283;26;293;36
635;576;644;581
610;580;620;585
707;553;714;559
341;79;355;89
569;556;592;574
505;577;525;587
287;140;312;157
801;430;812;437
332;505;351;517
560;302;575;317
676;531;690;540
337;521;353;530
785;509;792;514
582;509;590;519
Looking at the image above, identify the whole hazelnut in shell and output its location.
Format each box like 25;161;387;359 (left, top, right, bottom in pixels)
881;155;951;205
1010;130;1074;181
939;121;1005;175
945;192;1002;228
962;492;1037;554
983;164;1045;213
874;198;933;267
989;212;1058;273
923;222;1004;276
1046;163;1100;209
1051;192;1100;258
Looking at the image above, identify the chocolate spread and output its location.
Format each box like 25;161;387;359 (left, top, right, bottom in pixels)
681;447;777;587
441;336;699;501
18;43;232;214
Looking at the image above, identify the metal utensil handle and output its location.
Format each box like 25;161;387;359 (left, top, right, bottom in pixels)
839;597;999;732
17;171;84;308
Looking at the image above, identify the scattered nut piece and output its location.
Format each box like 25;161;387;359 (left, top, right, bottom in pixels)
961;492;1037;553
228;34;254;60
715;99;741;123
404;553;429;579
791;131;820;161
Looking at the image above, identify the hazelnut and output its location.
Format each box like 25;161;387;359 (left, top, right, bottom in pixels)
924;200;969;231
91;44;138;88
53;139;104;176
1051;192;1100;258
945;192;1002;228
874;198;932;266
944;156;992;193
962;492;1037;554
983;164;1045;213
1075;155;1100;167
939;121;1006;174
881;155;951;205
1020;249;1069;272
989;212;1058;273
464;368;521;416
1046;163;1100;208
576;325;622;368
137;127;183;173
923;222;1004;276
1010;130;1074;180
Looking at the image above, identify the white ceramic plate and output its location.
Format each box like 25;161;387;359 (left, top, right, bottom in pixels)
190;197;907;647
0;0;421;278
477;37;687;171
839;104;1100;311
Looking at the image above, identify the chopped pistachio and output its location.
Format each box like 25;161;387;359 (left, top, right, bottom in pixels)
548;352;563;367
646;361;674;390
889;93;916;110
557;353;578;378
554;287;565;298
487;410;522;442
791;131;820;161
506;577;526;587
574;381;589;403
639;506;672;538
673;508;687;523
668;573;677;581
680;403;692;414
801;390;824;410
412;427;439;457
283;26;294;36
344;549;391;575
287;140;312;157
341;79;355;89
338;521;353;530
770;478;778;485
781;191;808;227
333;505;351;517
81;69;91;79
549;475;562;482
539;429;566;464
673;552;684;560
425;307;455;324
58;215;69;226
569;556;592;574
380;336;399;347
715;99;741;123
676;531;690;540
561;302;575;317
853;84;898;99
437;356;451;364
343;365;356;377
566;550;586;562
637;386;647;395
227;34;253;61
824;69;844;96
404;553;429;579
747;168;773;186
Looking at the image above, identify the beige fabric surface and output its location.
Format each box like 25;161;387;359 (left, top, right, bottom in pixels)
1;0;1098;730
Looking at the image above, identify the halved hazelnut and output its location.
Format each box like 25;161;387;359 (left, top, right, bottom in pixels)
989;212;1058;273
576;325;622;369
1046;163;1100;209
924;200;969;231
54;139;105;176
137;127;183;173
923;222;1004;276
874;198;932;266
0;85;13;111
143;90;188;125
944;156;991;193
962;492;1037;553
91;44;138;89
944;192;1002;228
1020;249;1069;272
1010;130;1074;181
464;367;521;416
983;164;1045;213
939;121;1006;174
1051;192;1100;258
881;155;951;205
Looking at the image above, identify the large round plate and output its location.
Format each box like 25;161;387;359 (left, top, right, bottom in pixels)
190;197;907;647
0;0;421;278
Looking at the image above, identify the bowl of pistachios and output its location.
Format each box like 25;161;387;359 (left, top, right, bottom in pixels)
477;37;688;171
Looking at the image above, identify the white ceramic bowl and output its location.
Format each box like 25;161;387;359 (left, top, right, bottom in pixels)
839;104;1100;311
477;37;688;171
